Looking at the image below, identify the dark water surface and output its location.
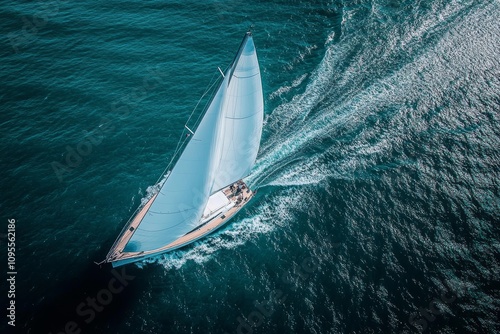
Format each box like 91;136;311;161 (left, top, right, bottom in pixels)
1;0;499;333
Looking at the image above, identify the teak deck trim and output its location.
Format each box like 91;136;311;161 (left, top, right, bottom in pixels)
107;182;253;263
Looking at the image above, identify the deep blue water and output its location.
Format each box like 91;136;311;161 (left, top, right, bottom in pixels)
1;1;500;333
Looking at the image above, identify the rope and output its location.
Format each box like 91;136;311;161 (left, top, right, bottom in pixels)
155;68;224;186
185;69;220;127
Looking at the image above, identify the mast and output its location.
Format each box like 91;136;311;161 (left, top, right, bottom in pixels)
106;31;262;262
228;31;252;84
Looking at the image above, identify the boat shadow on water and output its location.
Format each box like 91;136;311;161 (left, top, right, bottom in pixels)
23;246;156;333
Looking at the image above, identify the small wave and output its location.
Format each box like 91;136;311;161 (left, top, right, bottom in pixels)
325;31;335;46
284;44;318;71
139;171;170;206
269;73;308;100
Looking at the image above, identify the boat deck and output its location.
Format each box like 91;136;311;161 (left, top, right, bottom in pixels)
106;180;253;264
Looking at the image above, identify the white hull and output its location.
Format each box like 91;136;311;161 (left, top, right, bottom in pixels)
106;180;254;267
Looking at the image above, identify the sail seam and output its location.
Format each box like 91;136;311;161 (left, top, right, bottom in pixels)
148;209;192;215
233;73;260;79
225;112;261;120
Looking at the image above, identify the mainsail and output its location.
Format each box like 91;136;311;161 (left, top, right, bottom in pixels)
212;33;264;191
119;32;263;254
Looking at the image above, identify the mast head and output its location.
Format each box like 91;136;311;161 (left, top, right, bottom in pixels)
247;25;254;36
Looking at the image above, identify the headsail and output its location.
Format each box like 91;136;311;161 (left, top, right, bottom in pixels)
123;72;230;252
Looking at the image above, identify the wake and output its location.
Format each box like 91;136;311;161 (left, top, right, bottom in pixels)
145;0;498;269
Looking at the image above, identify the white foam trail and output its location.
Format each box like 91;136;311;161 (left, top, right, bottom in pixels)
269;73;308;100
285;44;318;71
139;0;499;269
325;31;335;45
267;157;330;187
250;0;500;189
247;43;342;187
140;171;170;206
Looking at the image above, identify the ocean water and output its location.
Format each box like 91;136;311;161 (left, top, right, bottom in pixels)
1;0;499;333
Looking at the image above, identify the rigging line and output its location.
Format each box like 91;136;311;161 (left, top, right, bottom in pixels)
153;67;222;186
196;64;230;129
218;67;225;78
154;134;190;185
185;69;220;126
192;79;219;130
154;62;231;190
191;67;227;131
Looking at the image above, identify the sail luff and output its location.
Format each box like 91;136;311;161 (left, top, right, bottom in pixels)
228;32;252;84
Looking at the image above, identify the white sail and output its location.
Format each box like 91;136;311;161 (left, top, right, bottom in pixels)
212;34;264;191
123;73;229;252
111;32;263;259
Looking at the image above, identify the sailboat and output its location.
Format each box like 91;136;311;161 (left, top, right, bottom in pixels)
104;31;263;267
